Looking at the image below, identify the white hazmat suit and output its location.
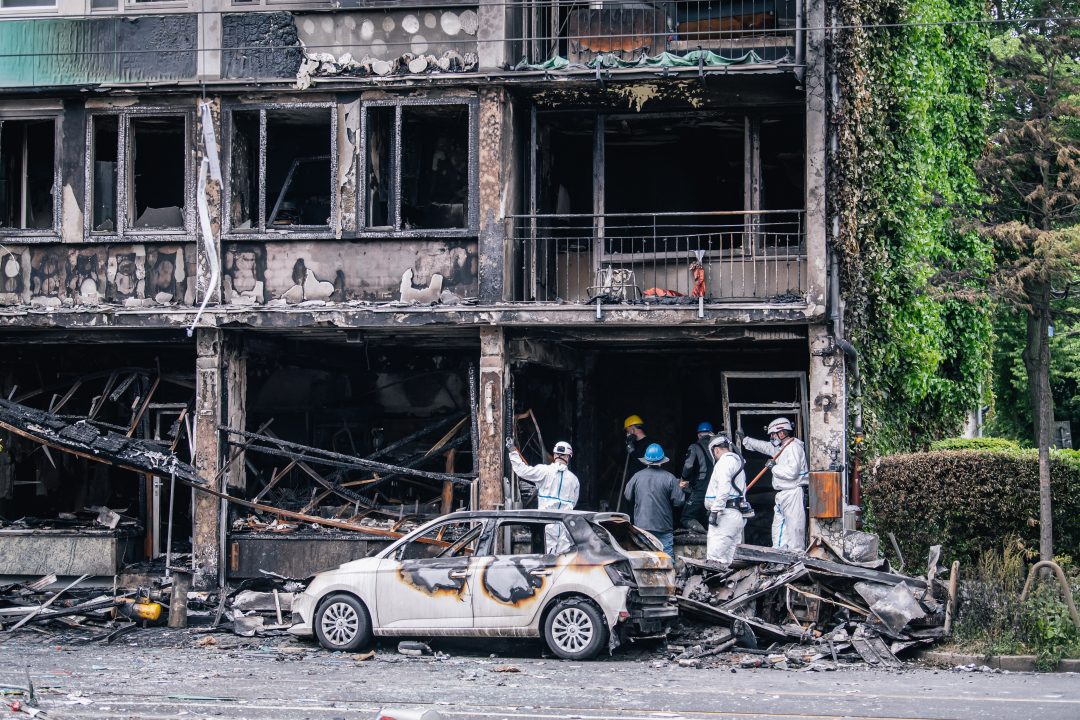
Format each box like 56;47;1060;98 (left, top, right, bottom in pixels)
508;450;580;553
742;435;808;551
703;451;747;565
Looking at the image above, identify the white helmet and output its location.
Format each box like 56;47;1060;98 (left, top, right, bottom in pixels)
708;434;733;453
767;418;794;434
552;441;573;457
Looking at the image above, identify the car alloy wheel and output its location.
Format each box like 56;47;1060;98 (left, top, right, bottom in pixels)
320;600;360;646
550;606;594;654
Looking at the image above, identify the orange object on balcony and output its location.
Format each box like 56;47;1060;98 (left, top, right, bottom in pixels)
644;288;684;298
690;261;707;298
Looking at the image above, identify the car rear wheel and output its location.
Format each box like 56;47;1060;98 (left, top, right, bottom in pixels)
544;598;608;660
314;593;372;652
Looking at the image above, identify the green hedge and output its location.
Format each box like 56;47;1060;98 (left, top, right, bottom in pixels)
930;437;1024;452
864;448;1080;565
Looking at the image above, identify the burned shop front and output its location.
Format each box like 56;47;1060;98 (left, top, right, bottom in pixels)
0;321;833;585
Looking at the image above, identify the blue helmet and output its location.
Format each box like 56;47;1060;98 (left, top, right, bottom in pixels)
696;421;714;434
641;443;668;465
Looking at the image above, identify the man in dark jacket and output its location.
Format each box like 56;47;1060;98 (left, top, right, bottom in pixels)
679;421;715;532
624;443;685;557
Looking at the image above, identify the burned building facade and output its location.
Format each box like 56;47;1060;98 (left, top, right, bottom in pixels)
0;0;848;589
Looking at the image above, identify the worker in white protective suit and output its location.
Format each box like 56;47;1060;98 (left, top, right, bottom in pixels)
739;418;808;551
702;434;748;567
506;438;580;553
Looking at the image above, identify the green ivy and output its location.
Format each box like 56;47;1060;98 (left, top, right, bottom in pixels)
831;0;994;455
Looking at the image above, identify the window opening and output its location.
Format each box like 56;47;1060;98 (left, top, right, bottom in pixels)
400;105;468;230
398;520;479;560
0;118;54;231
0;0;55;7
130;116;186;229
365;106;395;229
91;115;119;233
495;521;571;555
229;110;260;230
266;108;331;228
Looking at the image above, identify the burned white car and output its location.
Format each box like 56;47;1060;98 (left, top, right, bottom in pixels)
289;509;678;660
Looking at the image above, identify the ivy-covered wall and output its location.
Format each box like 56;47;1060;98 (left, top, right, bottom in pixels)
829;0;993;455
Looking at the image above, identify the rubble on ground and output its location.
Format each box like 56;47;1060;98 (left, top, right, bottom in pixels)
672;538;954;668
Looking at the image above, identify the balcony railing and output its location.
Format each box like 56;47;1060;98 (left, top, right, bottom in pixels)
512;0;800;67
508;209;805;304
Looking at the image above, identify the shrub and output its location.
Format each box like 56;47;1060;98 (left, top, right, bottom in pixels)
930;437;1024;452
864;447;1080;567
952;540;1080;667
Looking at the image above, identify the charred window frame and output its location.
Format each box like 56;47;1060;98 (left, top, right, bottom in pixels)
84;108;194;240
223;103;337;239
0;113;60;238
359;97;478;237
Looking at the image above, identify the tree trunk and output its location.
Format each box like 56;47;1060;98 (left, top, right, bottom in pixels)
1022;281;1054;562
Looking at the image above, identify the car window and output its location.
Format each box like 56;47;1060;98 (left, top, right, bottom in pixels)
492;521;573;556
596;519;660;552
397;520;482;560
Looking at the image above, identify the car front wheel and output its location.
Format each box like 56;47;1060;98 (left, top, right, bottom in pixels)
314;593;372;652
544;598;608;660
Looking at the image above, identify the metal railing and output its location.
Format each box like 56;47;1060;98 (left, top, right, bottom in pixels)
508;209;805;303
512;0;799;66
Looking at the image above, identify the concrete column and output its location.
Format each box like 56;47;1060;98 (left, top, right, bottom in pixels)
194;96;223;307
476;0;507;71
807;323;845;542
477;327;507;509
223;334;247;493
192;328;224;589
477;88;513;303
804;0;827;313
199;0;223;81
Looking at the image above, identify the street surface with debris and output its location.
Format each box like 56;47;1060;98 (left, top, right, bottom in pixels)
2;632;1078;720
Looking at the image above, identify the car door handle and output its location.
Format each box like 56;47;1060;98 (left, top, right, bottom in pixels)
529;569;552;577
448;569;469;579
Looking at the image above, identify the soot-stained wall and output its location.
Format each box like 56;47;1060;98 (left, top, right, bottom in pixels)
0;15;198;88
221;239;478;305
222;12;305;81
0;243;196;307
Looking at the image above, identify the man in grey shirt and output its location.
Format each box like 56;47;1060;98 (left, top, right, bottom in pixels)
623;442;685;557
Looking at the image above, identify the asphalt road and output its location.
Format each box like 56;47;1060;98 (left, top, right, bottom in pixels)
1;632;1078;720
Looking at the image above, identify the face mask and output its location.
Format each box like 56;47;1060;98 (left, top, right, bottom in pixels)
771;438;782;448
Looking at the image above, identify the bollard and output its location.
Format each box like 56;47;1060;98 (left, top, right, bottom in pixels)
168;568;193;629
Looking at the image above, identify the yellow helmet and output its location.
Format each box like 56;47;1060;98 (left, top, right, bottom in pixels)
623;415;644;430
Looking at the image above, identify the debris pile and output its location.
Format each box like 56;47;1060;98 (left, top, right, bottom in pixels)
0;573;174;637
674;540;954;668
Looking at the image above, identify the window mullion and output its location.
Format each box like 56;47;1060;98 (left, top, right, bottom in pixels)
117;113;128;237
393;104;402;232
258;109;267;233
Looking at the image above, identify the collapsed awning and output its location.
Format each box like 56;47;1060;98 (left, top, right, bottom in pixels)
0;398;201;484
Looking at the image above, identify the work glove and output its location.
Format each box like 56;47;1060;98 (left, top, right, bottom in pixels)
625;435;636;454
505;436;515;452
735;429;745;443
766;460;776;469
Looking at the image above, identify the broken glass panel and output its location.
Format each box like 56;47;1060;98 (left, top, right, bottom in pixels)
0;118;55;230
400;105;468;230
229;110;260;231
91;115;119;233
365;106;394;229
130;115;186;230
265;108;331;228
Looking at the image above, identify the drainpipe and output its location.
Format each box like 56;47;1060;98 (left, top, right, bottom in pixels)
828;242;863;508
